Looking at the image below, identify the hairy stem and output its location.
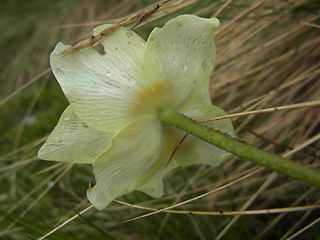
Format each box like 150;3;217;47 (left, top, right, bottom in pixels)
158;107;320;188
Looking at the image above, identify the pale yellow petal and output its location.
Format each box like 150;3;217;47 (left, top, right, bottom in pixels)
175;105;235;167
50;25;146;133
144;15;219;108
87;118;166;210
38;106;112;164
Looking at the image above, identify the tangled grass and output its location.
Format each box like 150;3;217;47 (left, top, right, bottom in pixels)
0;0;319;239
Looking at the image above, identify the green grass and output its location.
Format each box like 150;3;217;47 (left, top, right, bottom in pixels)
0;0;319;239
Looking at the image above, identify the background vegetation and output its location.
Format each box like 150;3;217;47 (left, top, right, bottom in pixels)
0;0;319;239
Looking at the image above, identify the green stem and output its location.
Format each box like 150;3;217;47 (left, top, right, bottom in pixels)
158;107;320;188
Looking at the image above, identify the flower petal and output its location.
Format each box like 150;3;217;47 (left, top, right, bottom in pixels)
137;170;164;198
50;24;146;132
144;15;220;107
38;106;112;164
174;105;235;167
181;80;213;109
137;153;181;198
87;118;166;210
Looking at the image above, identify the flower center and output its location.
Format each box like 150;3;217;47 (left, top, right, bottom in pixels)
129;81;175;119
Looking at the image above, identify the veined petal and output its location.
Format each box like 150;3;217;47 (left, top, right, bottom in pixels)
50;24;146;132
38;106;112;164
138;150;182;197
87;118;166;210
137;127;185;197
144;15;220;108
137;169;164;198
174;105;235;167
181;80;212;108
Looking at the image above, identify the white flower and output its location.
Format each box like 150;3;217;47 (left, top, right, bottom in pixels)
38;15;235;210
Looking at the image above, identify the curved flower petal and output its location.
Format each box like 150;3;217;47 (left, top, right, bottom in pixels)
137;170;164;198
174;105;235;167
38;106;112;164
137;127;186;197
144;15;220;108
138;153;182;197
181;81;212;108
50;24;146;133
87;118;166;210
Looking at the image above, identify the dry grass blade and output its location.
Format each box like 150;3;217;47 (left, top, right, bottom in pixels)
300;21;320;29
257;189;316;238
116;200;320;216
1;164;73;236
1;0;319;239
63;0;173;54
0;68;51;107
215;131;320;239
38;205;94;240
285;217;320;240
212;0;232;18
123;168;263;222
0;157;38;173
0;164;67;228
202;100;320;122
215;0;269;36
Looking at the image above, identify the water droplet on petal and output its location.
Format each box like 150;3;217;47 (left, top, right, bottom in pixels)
106;71;112;77
182;65;188;72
